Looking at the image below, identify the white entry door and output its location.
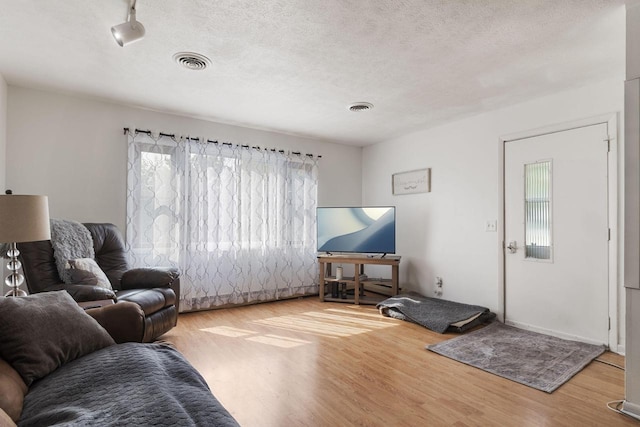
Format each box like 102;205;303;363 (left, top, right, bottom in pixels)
504;123;610;345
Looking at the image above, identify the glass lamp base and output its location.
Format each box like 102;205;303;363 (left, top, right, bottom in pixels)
5;287;28;297
4;242;27;297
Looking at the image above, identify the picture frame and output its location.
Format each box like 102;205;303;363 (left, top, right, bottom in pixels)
392;168;431;195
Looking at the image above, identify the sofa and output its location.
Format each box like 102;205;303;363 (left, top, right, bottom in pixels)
0;292;239;426
18;222;180;342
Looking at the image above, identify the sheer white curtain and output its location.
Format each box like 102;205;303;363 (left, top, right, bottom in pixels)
126;130;319;312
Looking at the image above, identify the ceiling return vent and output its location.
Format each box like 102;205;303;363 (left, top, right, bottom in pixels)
173;52;212;70
348;102;374;112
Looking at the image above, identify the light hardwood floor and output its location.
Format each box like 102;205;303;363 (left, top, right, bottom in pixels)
162;298;635;427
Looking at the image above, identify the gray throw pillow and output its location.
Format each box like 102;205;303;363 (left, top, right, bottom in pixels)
66;258;113;290
0;291;115;386
67;267;99;286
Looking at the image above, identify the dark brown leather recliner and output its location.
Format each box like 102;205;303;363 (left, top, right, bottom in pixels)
17;223;180;342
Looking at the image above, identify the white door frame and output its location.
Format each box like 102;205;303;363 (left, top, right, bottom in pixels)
498;113;619;350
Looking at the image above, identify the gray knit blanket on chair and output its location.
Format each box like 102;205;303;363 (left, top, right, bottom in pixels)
49;219;95;284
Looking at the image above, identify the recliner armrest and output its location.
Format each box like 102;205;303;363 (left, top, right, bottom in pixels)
85;302;145;343
120;267;180;290
41;284;116;302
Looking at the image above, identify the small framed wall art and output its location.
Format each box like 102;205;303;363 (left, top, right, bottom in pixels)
392;168;431;195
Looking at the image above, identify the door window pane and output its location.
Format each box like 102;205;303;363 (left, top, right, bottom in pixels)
525;161;552;260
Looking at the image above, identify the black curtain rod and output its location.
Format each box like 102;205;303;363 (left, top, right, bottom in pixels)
123;127;321;158
123;128;177;138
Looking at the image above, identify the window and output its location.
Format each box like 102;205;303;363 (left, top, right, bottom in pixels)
126;131;320;312
524;160;552;260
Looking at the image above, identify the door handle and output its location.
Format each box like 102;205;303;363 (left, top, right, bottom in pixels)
506;241;518;254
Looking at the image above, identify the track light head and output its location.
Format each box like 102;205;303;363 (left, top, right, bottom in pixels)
111;2;145;47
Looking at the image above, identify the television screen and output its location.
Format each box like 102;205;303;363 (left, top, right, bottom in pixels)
317;206;396;254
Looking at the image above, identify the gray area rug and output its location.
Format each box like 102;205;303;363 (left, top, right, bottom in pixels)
377;293;494;333
427;322;605;393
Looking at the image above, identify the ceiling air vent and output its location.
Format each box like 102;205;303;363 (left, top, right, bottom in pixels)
173;52;211;71
348;102;374;112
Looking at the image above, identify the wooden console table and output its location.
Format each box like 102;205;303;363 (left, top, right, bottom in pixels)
318;255;400;305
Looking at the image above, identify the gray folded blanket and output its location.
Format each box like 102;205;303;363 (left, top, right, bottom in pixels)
377;292;495;333
19;343;240;426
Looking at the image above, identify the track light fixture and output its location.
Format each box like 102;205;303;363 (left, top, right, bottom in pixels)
111;0;145;47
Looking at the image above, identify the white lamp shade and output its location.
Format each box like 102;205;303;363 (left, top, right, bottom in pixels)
0;195;51;243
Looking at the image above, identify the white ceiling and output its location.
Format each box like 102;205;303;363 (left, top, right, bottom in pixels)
0;0;627;146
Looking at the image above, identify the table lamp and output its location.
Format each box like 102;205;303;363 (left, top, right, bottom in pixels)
0;192;51;297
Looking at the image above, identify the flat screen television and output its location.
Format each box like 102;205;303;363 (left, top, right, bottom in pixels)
317;206;396;254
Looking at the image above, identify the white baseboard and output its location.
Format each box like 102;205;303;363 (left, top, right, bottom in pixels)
622;401;640;421
504;319;606;347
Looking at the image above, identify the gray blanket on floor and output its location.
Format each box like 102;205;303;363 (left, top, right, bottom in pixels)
377;293;493;333
19;343;239;427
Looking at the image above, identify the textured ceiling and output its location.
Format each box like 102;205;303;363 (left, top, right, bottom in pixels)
0;0;627;146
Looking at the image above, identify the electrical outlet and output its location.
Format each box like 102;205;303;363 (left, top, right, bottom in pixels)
434;276;443;296
485;220;497;232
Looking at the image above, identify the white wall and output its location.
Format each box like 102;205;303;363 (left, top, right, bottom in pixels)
6;86;362;232
0;73;6;192
624;0;640;414
363;78;624;339
0;74;6;295
628;0;640;81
